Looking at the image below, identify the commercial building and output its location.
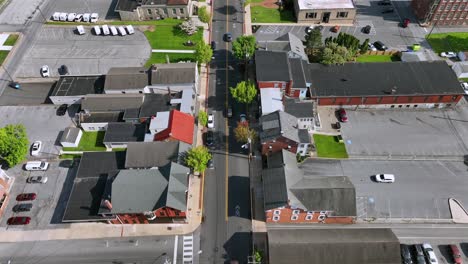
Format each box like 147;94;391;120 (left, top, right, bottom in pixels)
294;0;356;24
411;0;468;27
115;0;192;21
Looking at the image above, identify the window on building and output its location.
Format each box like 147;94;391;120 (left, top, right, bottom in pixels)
147;9;152;15
272;215;280;221
273;210;281;215
441;13;447;20
180;8;184;14
305;214;313;220
445;4;451;10
459;4;465;10
293;209;300;215
164;9;168;15
452;4;458;10
172;8;177;15
291;214;299;221
448;12;454;19
434;14;440;20
306;12;317;19
336;12;348;18
454;12;460;19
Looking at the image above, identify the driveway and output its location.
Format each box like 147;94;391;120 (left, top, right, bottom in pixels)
15;26;150;78
300;159;468;219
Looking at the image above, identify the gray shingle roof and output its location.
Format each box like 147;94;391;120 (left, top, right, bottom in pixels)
283;98;314;118
255;50;291;82
150;63;197;85
81;94;144;112
104;67;148;91
289;58;307;88
125;141;180;168
103;123;146;143
260;111;301;143
60;127;82;144
139;93;173;118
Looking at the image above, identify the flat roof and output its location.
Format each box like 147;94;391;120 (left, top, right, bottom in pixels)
103;123;146;143
260;88;284;115
51;76;104;97
60;127;81;143
104;67;148;91
81;112;123;123
139;93;173;118
298;0;355;10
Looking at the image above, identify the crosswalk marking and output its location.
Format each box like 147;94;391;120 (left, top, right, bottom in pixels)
182;235;194;263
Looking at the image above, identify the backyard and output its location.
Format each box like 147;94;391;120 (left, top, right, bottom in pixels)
313;134;348;159
356;54;400;63
62;131;106;151
145;52;195;66
143;24;203;50
426;32;468;54
250;6;295;23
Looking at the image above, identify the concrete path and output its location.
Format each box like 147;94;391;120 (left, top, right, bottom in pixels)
152;49;195;53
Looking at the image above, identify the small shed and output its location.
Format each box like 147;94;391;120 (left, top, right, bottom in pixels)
60;127;83;148
452;62;468;79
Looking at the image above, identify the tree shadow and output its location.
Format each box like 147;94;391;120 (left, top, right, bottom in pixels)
228;176;251;219
50;158;80;224
223;232;251;264
437;244;452;263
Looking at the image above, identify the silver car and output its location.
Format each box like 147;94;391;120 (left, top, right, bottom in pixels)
27;176;48;184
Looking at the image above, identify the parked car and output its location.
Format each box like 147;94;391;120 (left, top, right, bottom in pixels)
368;43;377;51
76;25;85;35
402;18;410;28
126;25;135;34
440;51;457;58
12;203;32;213
382;8;394;13
401;244;414;264
60;65;69;75
204;130;214;146
208;114;214;128
16;193;37;201
74;14;83;22
461;82;468;95
31;141;42;156
422;243;439;264
414;244;426;264
110;26;118;36
227;106;233;118
117;26;127;36
211;40;216;50
7;216;31;225
83;13;91;22
373;41;388;51
331;25;340;33
224;33;232;42
41;65;49;77
56;104;68;116
90;13;99;23
27;176;48;184
337;108;348;122
207;158;214;169
363;25;371;34
67;13;76;22
239;114;247;124
93;25;101;35
374;174;395;183
449;244;462;264
378;0;392;5
25;161;49;171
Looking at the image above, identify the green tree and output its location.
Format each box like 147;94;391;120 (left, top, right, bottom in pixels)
198;6;211;24
319;42;353;65
198;111;208;127
232;35;257;62
185;146;212;173
360;38;370;54
0;124;29;168
230;80;257;104
194;41;213;64
234;124;257;144
304;28;322;50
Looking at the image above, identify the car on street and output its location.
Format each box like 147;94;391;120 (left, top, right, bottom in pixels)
449;244;462;264
208;114;214;128
239;114;247;124
27;176;48;184
56;104;68;116
204;130;214;146
414;244;426;264
9;82;20;89
16;193;37;201
227;106;233;118
440;51;457;58
224;33;232;42
378;0;392;5
382;8;394;13
363;25;371;34
331;25;340;33
41;65;49;77
422;243;438;264
374;174;395;183
60;65;69;75
368;43;377;51
207;158;214;169
402;18;410;28
7;216;31;225
12;203;33;213
31;141;42;156
211;40;216;50
400;244;413;264
461;82;468;95
337;108;348;122
373;41;388;51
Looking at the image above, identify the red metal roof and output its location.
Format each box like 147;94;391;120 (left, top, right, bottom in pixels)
155;110;194;144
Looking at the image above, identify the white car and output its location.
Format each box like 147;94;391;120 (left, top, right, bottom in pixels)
368;43;377;51
67;13;76;22
31;141;42;156
440;51;457;58
374;174;395;183
461;82;468;95
90;13;99;23
422;243;439;264
208;114;214;128
41;65;49;77
74;14;83;22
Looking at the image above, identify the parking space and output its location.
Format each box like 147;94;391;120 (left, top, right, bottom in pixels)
0;0;44;25
0;82;56;106
15;26;150;78
48;0;119;20
340;108;468;158
0;105;74;157
301;159;468;219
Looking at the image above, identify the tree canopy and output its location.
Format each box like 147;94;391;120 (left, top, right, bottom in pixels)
0;124;29;168
198;6;211;24
185;146;212;173
232;35;257;62
319;42;353;65
304;28;323;50
230;80;257;104
179;19;198;35
194;41;213;65
234;124;257;144
198;111;208;127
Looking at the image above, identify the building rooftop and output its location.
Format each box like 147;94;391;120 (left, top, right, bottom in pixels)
289;58;307;88
104;67;148;91
255;50;291;82
260;111;301;143
60;127;82;144
154;110;194;144
50;76;104;97
283;98;314;118
297;0;355;10
139;93;173;118
103;123;146;143
81;94;144;112
260;88;284;116
81;112;123;123
125;141;180;168
150;63;197;85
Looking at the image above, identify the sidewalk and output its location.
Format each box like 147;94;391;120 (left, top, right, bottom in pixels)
152;49;195;53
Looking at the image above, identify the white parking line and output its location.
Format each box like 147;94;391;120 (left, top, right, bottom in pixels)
173;235;178;264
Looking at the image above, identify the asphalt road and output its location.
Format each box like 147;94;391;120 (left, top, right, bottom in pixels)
199;0;252;263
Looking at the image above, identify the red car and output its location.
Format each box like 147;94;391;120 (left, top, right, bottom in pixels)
331;25;340;33
7;216;31;225
337;108;348;122
16;193;37;201
450;244;462;264
402;18;410;28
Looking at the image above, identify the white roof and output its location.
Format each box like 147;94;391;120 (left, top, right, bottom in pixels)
180;89;194;114
298;0;354;10
149;111;170;131
261;88;284;116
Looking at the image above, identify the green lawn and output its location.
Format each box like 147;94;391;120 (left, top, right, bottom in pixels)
356;54;400;63
59;154;82;159
460;78;468;82
145;52;196;66
0;50;9;65
3;34;18;46
62;131;107;151
144;26;203;50
313;134;348;159
250;0;264;3
426;32;468;54
250;6;295;23
46;18;182;26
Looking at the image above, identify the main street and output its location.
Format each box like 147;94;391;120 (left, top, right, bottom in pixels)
199;0;252;262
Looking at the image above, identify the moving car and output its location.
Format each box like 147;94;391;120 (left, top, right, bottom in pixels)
224;33;232;42
373;41;388;51
449;244;462;264
422;243;438;264
204;130;214;146
208;114;214;128
363;25;371;34
31;141;42;156
56;104;68;116
378;0;392;5
25;161;49;171
60;65;69;75
337;108;348;122
12;203;32;213
27;176;48;184
374;174;395;183
400;244;413;264
7;216;31;225
331;25;340;33
414;244;426;264
440;51;457;58
16;193;37;201
41;65;49;77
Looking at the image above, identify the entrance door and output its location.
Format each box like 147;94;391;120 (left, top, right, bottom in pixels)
322;12;330;23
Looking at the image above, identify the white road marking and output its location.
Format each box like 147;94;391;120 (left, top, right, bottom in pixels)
173;235;178;264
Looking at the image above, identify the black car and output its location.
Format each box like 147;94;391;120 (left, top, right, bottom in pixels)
373;41;388;51
12;203;33;213
204;130;214;146
363;25;371;34
414;244;426;264
377;0;392;5
207;158;214;169
224;33;232;42
400;244;413;264
56;104;68;116
211;40;216;50
382;8;394;13
60;65;69;75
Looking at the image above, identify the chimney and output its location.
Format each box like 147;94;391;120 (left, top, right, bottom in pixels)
104;199;112;210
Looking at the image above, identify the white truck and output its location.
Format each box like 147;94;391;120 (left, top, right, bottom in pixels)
117;26;127;36
109;26;118;36
93;25;101;35
102;25;110;35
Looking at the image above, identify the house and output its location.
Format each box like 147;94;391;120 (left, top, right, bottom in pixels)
260;88;284;116
283;98;315;130
81;94;145;113
60;127;83;148
452;61;468;79
411;0;468;27
149;63;199;94
259;111;310;156
80;112;124;132
125;141;183;169
294;0;356;24
103;123;146;149
257;33;308;61
268;228;400;264
153;110;194;145
263;150;356;224
104;67;149;94
115;0;191;21
0;167;13;219
49;75;104;105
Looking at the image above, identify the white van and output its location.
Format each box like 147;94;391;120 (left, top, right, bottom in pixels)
83;13;91;22
74;14;83;22
117;26;127;36
126;25;135;35
59;13;68;21
52;12;60;21
25;161;49;171
93;25;101;35
90;13;99;23
102;25;110;35
67;13;76;22
76;25;85;35
109;26;118;36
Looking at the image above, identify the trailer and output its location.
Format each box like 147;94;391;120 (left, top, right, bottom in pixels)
52;12;60;21
126;25;135;35
59;13;68;21
93;25;101;35
117;26;127;36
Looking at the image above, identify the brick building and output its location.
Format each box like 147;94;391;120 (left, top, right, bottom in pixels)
294;0;356;24
411;0;468;26
115;0;192;21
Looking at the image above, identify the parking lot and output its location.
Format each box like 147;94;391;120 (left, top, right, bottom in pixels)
15;26;150;78
301;159;468;219
340;107;468;158
0;0;45;25
48;0;119;20
0;82;56;106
